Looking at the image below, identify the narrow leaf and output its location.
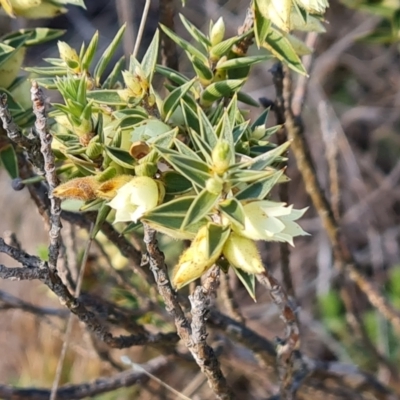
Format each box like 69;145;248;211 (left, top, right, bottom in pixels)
263;27;306;75
232;266;256;301
104;146;136;169
141;29;159;83
162;79;195;121
160;24;208;63
218;198;245;228
94;24;126;85
181;188;219;229
0;144;18;179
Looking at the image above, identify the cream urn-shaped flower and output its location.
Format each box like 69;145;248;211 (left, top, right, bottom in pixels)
108;176;160;223
233;200;308;245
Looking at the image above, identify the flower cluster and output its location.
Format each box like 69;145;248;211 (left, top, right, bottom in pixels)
37;12;315;300
172;201;308;290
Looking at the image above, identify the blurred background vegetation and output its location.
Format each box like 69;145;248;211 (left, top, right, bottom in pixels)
1;0;400;398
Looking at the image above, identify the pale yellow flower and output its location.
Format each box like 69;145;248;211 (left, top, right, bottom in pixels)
295;0;329;14
233;200;308;245
222;232;265;274
172;224;230;289
108;176;159;223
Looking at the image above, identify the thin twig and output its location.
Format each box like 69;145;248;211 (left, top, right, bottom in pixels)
159;0;179;70
278;65;400;336
0;241;177;350
50;224;94;400
143;224;233;400
271;62;295;299
257;271;308;399
133;0;151;58
31;81;62;272
0;355;171;400
189;267;232;398
289;38;398;379
122;356;191;400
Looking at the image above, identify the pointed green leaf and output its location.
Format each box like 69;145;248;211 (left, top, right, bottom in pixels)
217;55;271;70
81;31;99;71
254;0;271;48
200;79;244;107
237;91;261;107
1;34;28;54
198;106;218;148
80;198;104;212
102;56;125;89
91;202;111;239
2;28;65;47
249;141;291;170
104;146;135;169
155;65;190;86
113;107;148;120
232;120;250;144
210;33;250;61
251;108;270;130
0;144;18;179
160;24;208;63
149;127;178;147
179;14;211;49
264;125;282;139
162;170;192;194
94;24;126;85
24;66;68;76
236;169;284;201
191;56;213;82
232;266;256;301
173;137;203;160
218;198;245;228
215;113;235;164
181;99;200;133
121;220;141;234
143;196;206;239
263;27;306;75
188;128;213;163
230;168;278;184
162;78;195;121
181;188;219;229
95;113;104;144
155;146;211;188
141;29;160;83
207;223;231;259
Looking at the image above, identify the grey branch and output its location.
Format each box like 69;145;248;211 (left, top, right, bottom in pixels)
0;241;177;350
143;225;233;400
0;93;44;173
189;267;233;400
257;271;308;400
31;81;62;272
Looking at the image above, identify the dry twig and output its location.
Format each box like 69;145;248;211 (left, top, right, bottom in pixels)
0;355;171;400
143;224;233;400
31;82;62;272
